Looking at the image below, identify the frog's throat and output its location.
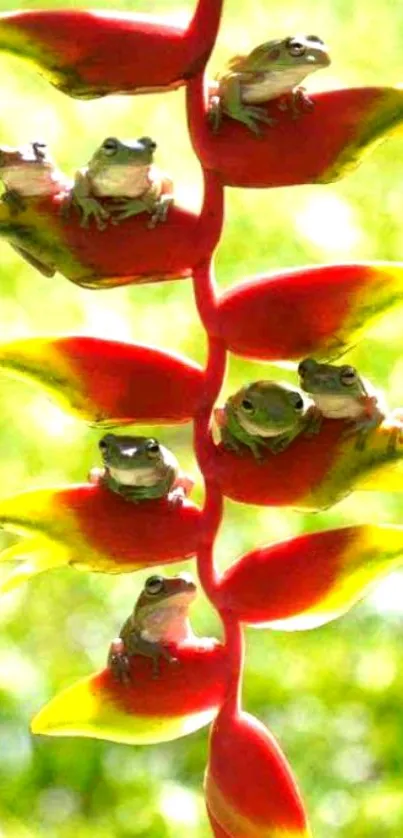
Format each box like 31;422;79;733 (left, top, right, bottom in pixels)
108;464;162;487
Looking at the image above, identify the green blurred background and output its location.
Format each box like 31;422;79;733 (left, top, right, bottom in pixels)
1;0;403;835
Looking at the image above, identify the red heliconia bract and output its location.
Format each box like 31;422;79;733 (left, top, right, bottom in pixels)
0;3;223;98
0;483;202;574
0;336;205;425
205;709;311;837
187;77;403;188
212;417;403;509
215;525;403;630
217;262;403;361
0;189;223;289
31;639;229;745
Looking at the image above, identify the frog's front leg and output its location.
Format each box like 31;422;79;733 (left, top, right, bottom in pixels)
148;193;174;229
265;432;295;454
2;188;26;215
221;76;277;135
68;170;111;230
302;405;323;437
126;632;178;679
150;645;178;679
220;425;245;454
169;473;194;506
107;638;131;685
109;196;148;224
290;87;315;118
343;409;384;451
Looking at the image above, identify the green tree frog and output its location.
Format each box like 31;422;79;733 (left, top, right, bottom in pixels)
209;35;330;134
0;141;67;210
108;573;197;683
0;141;69;276
298;358;386;449
89;433;193;503
214;380;314;458
67;136;174;230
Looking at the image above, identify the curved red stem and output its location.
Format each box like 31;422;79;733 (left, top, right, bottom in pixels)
192;157;244;721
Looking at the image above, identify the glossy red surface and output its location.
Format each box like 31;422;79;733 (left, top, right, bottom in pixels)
95;639;228;717
206;710;308;832
58;484;201;568
216;528;355;622
213;420;345;507
59;336;205;423
0;5;222;96
188;83;402;187
217;263;375;361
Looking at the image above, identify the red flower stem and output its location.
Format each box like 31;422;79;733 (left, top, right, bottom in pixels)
186;68;211;164
192;160;243;720
220;611;244;717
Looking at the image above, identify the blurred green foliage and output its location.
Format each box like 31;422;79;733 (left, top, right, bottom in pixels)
1;0;403;836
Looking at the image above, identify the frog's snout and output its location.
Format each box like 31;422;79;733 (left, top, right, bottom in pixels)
178;572;196;591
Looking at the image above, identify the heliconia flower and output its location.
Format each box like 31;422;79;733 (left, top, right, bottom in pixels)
215;524;403;631
0;336;204;426
205;709;311;837
214;416;403;509
0;184;223;289
217;261;403;362
31;638;228;745
0;484;201;593
187;78;403;188
0;3;222;99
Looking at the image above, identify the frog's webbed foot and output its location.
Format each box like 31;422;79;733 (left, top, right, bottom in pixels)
265;435;291;454
342;414;384;451
235;105;277;135
148;194;174;229
107;638;131;685
109;197;153;225
303;406;323;437
294;86;314;114
152;647;178;679
288;87;314;119
73;195;111;230
220;427;244;454
168;486;186;507
3;188;26;215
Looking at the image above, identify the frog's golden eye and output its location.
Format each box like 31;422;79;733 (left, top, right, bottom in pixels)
145;575;165;595
340;366;357;386
240;398;255;413
102;137;119;156
146;439;160;458
287;38;306;57
289;392;305;412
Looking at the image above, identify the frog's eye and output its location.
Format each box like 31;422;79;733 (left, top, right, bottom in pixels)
138;136;157;152
145;575;165;595
102;137;119;156
297;358;316;377
240;398;255;413
289;392;305;412
287;38;306;57
340;366;357;386
146;439;160;458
